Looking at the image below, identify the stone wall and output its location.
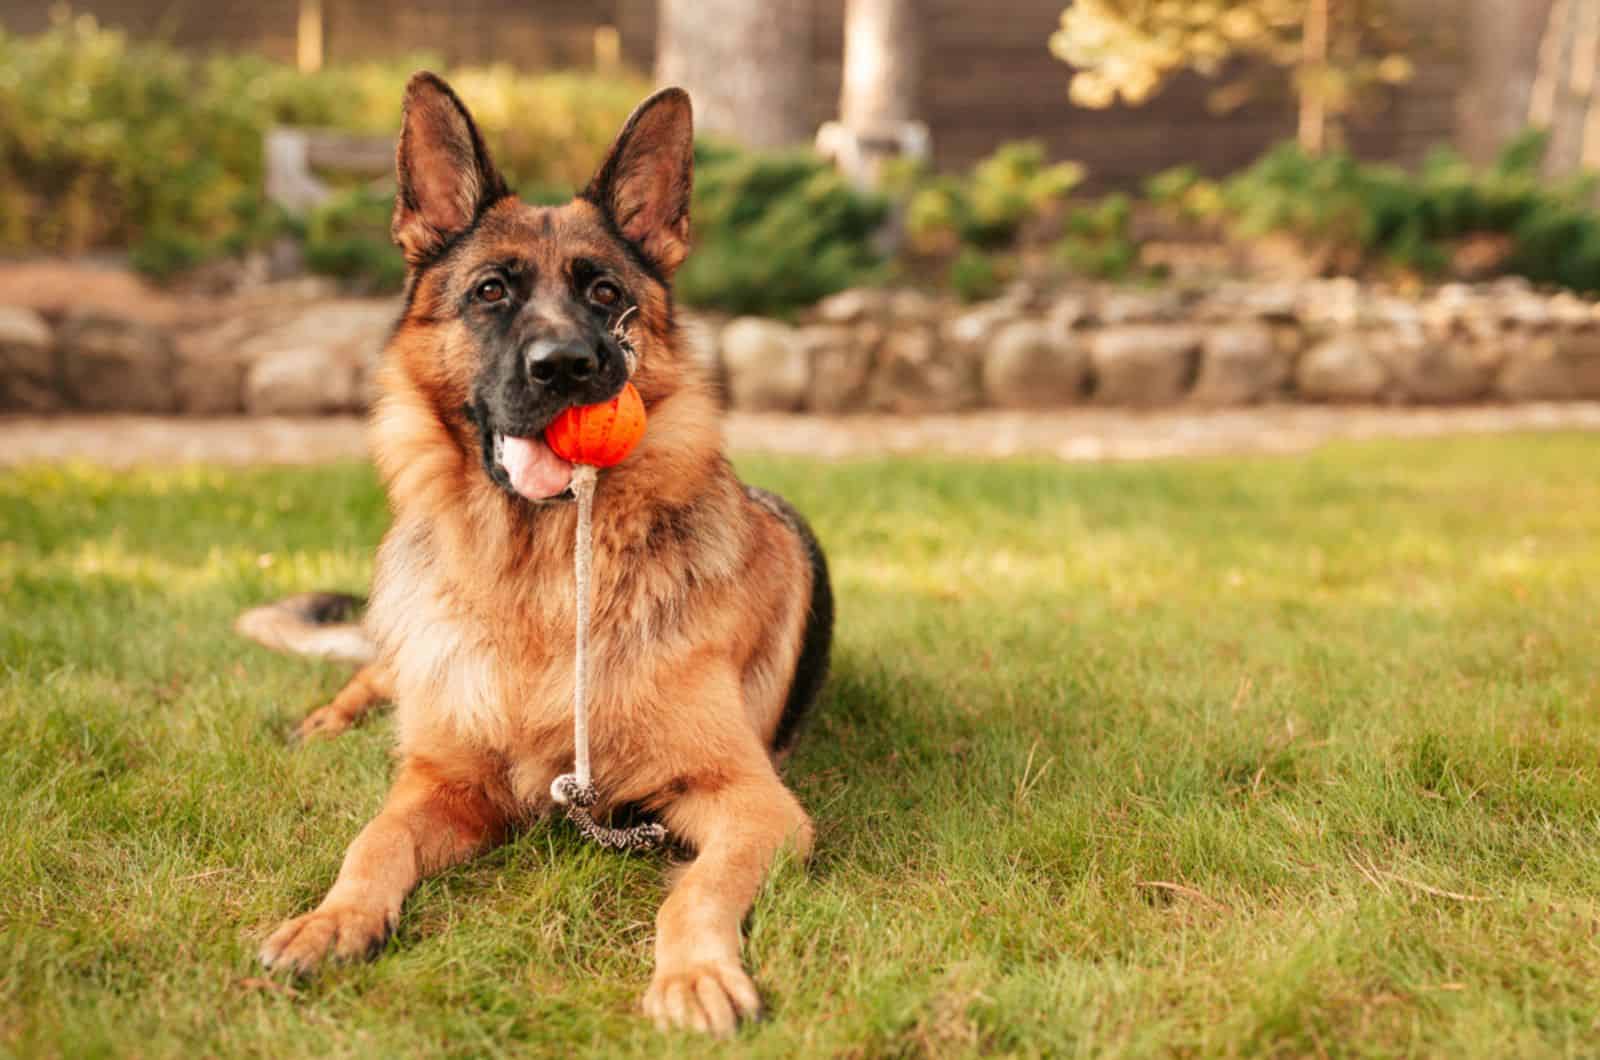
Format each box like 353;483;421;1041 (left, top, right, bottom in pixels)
710;279;1600;413
5;277;1600;416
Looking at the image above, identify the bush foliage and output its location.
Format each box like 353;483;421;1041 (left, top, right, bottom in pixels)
0;16;641;263
1151;132;1600;292
11;16;1600;312
0;16;889;314
676;142;889;315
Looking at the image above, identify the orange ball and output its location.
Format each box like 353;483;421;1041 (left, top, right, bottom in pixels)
545;382;647;468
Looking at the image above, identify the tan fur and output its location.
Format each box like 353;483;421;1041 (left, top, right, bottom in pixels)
260;80;820;1038
296;663;394;741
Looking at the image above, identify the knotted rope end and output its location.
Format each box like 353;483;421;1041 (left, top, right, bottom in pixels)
550;772;667;852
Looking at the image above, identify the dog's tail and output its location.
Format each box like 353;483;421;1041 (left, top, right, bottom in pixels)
234;591;377;665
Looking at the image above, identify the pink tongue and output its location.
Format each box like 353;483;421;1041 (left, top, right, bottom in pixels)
499;435;573;500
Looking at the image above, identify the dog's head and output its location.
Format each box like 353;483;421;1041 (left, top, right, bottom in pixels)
386;73;694;503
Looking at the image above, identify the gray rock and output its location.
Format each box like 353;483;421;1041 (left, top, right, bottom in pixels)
868;325;976;413
676;311;728;388
174;335;250;414
235;299;398;413
813;287;888;325
945;300;1022;349
720;317;809;411
1299;277;1364;329
1089;325;1201;405
801;323;876;414
246;347;358;414
1190;324;1286;405
1098;287;1185;325
1046;293;1092;332
1197;282;1300;323
1497;336;1570;400
1376;331;1496;404
1296;333;1389;402
58;311;178;412
1568;330;1600;397
1497;331;1600;400
887;288;936;322
981;319;1087;408
0;307;59;410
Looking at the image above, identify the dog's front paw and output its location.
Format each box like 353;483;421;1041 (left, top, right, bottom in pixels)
642;958;761;1037
258;904;392;974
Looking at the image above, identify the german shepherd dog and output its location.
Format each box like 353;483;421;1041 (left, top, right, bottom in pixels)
249;74;832;1037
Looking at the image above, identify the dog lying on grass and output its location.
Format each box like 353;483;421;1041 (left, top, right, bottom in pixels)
242;73;832;1037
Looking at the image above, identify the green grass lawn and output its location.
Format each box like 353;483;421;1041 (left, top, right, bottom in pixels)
3;434;1600;1058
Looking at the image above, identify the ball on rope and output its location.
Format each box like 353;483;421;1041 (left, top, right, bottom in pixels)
546;381;647;469
544;380;664;852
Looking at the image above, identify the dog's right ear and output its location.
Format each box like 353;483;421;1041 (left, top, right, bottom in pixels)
392;72;508;265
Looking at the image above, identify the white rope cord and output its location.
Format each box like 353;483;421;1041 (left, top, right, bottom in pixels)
549;464;667;851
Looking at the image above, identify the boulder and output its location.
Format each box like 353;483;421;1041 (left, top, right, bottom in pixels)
1190;323;1287;405
812;287;889;325
1563;329;1600;397
868;324;976;413
945;299;1023;350
1295;333;1389;402
174;334;250;414
801;323;876;414
0;307;60;411
720;317;809;411
1497;336;1570;400
1098;287;1185;325
57;311;178;412
981;319;1087;408
1498;330;1600;400
246;347;358;414
236;299;398;413
1088;325;1201;405
1375;331;1496;404
676;311;728;396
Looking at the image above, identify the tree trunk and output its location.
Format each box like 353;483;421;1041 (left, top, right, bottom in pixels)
655;0;814;149
1531;0;1600;176
840;0;922;132
1459;0;1553;164
1296;0;1329;155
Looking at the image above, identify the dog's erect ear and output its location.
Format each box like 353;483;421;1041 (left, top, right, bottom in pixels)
392;72;509;265
584;88;694;275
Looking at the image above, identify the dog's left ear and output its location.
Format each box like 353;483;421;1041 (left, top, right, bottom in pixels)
585;88;694;275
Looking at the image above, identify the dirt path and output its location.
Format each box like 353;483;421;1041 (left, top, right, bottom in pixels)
3;404;1599;468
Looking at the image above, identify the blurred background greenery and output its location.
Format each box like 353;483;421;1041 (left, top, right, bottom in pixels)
3;3;1600;314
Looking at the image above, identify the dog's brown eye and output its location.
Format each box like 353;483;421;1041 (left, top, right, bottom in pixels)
589;280;621;308
476;279;507;303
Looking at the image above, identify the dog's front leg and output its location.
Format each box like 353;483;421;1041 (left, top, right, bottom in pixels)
260;755;507;974
643;755;813;1036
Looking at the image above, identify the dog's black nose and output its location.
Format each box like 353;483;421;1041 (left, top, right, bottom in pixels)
526;339;602;388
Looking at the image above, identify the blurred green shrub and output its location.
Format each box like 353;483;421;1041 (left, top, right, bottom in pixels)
902;141;1085;254
947;245;1005;303
0;16;887;314
1057;192;1140;279
300;185;405;294
0;14;642;262
675;142;890;315
1162;132;1600;291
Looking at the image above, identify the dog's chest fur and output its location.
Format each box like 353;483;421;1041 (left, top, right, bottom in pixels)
365;467;751;803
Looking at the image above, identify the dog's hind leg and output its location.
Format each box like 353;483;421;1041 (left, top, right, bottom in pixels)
296;663;395;742
259;755;509;975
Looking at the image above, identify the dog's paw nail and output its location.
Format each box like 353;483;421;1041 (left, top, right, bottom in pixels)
259;905;388;974
644;960;759;1036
